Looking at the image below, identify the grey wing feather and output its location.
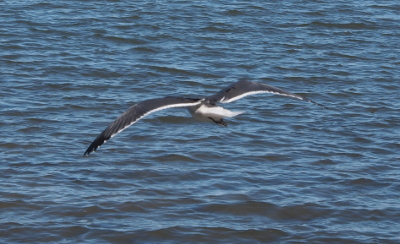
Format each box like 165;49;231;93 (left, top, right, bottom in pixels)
208;80;324;107
84;97;202;156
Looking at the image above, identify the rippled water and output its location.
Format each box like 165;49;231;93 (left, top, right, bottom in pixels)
1;1;399;243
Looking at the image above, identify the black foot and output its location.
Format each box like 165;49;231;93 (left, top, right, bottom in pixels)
209;117;228;127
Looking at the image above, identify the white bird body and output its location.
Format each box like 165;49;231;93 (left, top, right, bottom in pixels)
188;103;244;122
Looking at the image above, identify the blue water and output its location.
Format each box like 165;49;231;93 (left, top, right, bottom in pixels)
1;1;399;243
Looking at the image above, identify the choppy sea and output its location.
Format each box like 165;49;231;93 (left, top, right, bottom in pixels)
1;0;399;243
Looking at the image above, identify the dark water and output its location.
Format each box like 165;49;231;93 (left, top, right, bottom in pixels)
1;0;399;243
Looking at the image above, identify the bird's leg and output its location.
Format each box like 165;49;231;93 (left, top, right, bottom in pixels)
208;117;228;127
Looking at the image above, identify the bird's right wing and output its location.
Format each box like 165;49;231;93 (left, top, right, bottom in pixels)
208;80;324;107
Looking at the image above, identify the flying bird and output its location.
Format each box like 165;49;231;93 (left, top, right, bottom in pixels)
84;80;324;156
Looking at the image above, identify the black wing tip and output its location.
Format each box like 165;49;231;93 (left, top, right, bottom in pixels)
83;146;96;156
83;138;105;156
306;99;327;109
83;132;110;156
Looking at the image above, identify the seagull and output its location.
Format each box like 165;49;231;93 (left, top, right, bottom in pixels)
84;80;324;156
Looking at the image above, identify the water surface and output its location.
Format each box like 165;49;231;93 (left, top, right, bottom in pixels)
1;0;399;243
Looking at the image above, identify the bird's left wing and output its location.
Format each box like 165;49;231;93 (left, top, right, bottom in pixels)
84;97;202;156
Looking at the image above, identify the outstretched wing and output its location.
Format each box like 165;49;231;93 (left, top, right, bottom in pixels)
84;97;202;156
208;80;324;107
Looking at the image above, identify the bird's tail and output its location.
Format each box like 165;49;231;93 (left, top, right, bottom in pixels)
224;110;245;118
